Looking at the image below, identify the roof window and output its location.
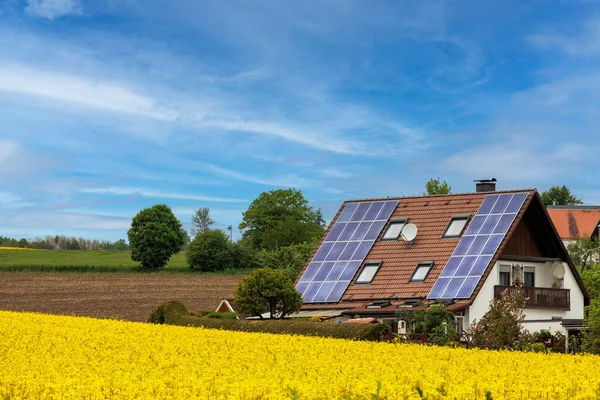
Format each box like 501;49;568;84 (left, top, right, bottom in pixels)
381;219;408;241
355;262;382;284
409;261;434;283
443;215;470;238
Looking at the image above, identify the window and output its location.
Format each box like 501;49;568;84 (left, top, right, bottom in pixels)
499;265;511;286
443;215;470;238
355;262;381;284
381;219;407;240
524;266;535;287
409;261;434;282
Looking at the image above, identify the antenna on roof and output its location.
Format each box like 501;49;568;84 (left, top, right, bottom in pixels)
400;223;418;246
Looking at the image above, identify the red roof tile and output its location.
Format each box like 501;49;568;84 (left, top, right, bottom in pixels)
546;207;600;240
298;190;535;308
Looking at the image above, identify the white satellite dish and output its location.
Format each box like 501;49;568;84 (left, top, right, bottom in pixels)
552;263;566;279
401;223;418;242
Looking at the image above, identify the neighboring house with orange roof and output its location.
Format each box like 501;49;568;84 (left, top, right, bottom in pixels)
547;205;600;246
295;182;589;340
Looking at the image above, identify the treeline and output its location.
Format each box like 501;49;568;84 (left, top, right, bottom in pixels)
0;236;129;251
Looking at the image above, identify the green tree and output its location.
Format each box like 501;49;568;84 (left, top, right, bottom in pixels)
425;177;451;195
234;267;303;319
187;229;232;272
256;242;316;280
582;300;600;353
568;236;600;272
127;204;186;269
469;289;531;350
541;185;583;207
583;263;600;300
190;207;214;237
567;236;600;273
239;189;325;250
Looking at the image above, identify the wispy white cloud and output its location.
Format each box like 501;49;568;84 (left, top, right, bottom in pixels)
528;16;600;57
79;187;247;203
440;136;588;183
0;210;130;231
25;0;81;20
0;64;171;120
194;162;315;188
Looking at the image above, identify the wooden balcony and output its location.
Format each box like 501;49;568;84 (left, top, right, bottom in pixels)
494;286;570;310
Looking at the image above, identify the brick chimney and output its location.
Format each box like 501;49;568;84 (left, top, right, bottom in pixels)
474;178;497;192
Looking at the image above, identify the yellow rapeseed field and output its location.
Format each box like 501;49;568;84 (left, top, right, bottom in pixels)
1;311;600;399
0;246;36;250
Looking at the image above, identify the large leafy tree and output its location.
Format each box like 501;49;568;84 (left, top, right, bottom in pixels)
239;189;325;250
541;185;583;207
256;242;315;280
234;267;303;319
127;204;186;269
425;177;451;195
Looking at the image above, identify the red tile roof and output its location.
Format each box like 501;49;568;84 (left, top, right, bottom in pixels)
546;207;600;240
298;189;535;309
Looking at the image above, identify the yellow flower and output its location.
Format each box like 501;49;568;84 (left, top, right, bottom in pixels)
0;310;599;399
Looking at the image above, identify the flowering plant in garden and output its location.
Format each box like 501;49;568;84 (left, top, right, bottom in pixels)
469;288;533;350
2;310;600;399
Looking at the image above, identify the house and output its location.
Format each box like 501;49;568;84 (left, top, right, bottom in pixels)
546;205;600;246
295;182;589;340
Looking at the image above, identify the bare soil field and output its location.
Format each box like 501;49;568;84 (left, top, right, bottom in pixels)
0;273;244;321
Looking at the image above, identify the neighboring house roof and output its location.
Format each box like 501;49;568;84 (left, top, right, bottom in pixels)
296;190;589;311
547;206;600;241
215;299;237;313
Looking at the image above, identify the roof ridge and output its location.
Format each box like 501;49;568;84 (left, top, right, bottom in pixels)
344;189;536;203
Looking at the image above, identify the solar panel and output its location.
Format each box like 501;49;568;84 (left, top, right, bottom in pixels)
427;192;528;300
296;200;398;303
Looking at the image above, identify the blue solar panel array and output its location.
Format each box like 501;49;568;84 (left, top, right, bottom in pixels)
427;192;528;300
297;200;398;303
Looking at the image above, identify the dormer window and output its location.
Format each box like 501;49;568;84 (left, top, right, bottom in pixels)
381;219;408;241
443;215;470;238
355;262;382;284
409;261;434;283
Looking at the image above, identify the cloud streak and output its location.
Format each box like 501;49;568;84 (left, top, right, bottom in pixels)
25;0;81;20
79;187;247;203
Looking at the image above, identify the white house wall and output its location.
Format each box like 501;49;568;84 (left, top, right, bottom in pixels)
465;260;585;335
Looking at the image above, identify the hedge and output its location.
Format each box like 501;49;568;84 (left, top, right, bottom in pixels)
148;300;389;341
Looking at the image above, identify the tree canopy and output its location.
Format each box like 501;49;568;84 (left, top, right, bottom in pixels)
234;267;303;319
239;189;325;250
425;177;451;195
540;185;583;207
127;204;186;269
187;229;232;272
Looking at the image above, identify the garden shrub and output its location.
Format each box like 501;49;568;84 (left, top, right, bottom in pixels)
149;300;389;341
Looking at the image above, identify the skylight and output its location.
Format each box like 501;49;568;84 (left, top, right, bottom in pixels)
355;262;381;284
381;219;407;240
443;216;470;238
410;262;433;282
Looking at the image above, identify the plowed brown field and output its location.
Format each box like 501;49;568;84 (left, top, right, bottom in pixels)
0;273;243;321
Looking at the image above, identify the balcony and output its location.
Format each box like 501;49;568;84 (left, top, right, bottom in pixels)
494;286;570;310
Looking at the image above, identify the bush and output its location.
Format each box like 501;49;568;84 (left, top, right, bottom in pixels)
469;288;532;350
149;300;389;341
235;267;302;319
188;229;232;272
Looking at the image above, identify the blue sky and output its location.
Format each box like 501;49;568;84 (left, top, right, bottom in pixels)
1;0;599;241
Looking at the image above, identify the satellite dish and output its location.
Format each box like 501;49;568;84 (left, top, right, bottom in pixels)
552;263;566;279
401;223;418;242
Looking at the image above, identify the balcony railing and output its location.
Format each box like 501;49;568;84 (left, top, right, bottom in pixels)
494;286;570;310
